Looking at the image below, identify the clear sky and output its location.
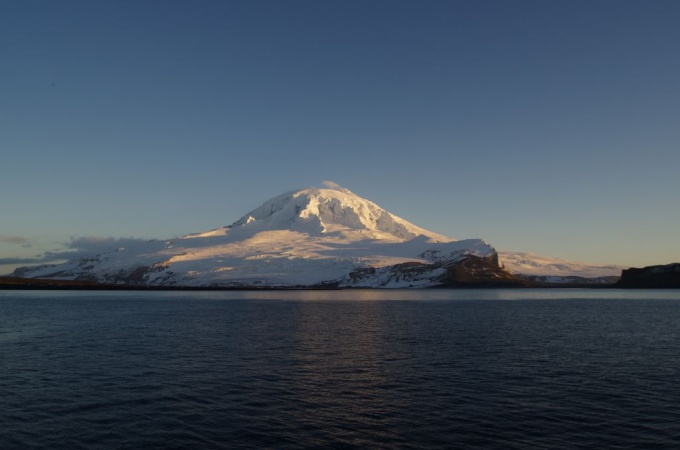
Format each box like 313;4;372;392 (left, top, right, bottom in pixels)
1;0;679;275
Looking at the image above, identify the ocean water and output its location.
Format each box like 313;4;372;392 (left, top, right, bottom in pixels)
2;289;680;449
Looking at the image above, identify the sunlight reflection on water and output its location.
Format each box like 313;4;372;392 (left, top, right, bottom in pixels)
1;289;680;449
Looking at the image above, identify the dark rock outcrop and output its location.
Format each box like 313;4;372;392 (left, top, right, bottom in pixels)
337;253;531;288
616;263;680;288
436;254;532;288
0;276;103;289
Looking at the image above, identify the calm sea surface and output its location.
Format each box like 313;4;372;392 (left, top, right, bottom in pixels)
2;289;680;449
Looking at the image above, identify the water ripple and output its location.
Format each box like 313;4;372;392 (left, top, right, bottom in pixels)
2;292;680;449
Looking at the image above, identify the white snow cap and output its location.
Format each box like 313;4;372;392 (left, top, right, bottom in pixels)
230;183;453;242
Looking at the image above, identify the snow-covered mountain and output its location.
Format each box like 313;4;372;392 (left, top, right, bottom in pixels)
13;185;524;288
11;184;624;288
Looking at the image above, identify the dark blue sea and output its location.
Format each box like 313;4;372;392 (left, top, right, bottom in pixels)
2;289;680;449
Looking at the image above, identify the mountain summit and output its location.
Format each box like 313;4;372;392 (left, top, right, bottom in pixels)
12;184;525;287
229;185;451;242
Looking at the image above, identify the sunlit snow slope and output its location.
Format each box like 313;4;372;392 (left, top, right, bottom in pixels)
14;185;496;287
499;252;625;278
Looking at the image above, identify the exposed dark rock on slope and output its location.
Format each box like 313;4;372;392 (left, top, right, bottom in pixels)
331;254;530;288
437;254;531;287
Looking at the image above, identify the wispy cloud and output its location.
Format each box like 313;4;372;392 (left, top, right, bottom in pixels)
0;256;46;265
321;181;351;193
42;236;154;261
0;235;30;245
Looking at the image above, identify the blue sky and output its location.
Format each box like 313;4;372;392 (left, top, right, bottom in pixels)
1;0;679;274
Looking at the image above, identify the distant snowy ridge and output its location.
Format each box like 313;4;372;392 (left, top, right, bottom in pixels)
499;251;626;279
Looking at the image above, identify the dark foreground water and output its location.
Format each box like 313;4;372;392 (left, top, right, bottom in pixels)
2;289;680;449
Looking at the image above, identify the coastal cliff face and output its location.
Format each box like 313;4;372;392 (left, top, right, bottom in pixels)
438;254;531;288
616;263;680;288
335;254;530;288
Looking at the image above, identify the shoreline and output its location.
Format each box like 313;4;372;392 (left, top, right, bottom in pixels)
0;276;649;291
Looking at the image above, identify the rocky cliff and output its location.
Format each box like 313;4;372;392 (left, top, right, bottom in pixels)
616;263;680;288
